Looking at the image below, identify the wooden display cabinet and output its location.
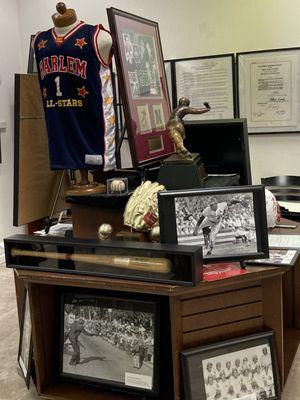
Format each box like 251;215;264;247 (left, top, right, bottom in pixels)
16;264;286;400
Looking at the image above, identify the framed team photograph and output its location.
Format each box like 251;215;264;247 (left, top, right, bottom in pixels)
60;292;159;396
18;285;33;388
107;8;175;167
158;185;269;263
181;331;280;400
246;248;299;267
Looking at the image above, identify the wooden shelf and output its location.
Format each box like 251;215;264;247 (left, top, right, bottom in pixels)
18;266;287;399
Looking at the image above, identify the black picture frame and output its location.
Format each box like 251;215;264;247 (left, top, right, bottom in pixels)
171;53;237;119
18;285;33;389
107;8;175;168
5;234;203;286
158;185;269;263
59;291;159;396
237;46;300;134
246;247;299;267
181;331;281;400
27;35;38;73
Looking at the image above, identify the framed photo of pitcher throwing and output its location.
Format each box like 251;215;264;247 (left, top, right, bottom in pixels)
158;185;269;263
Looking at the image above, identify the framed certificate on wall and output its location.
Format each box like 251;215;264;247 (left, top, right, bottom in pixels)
174;54;236;121
237;47;300;134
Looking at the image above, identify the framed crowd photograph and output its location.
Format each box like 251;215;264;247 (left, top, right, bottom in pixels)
174;54;236;120
237;47;300;134
60;292;159;396
246;248;299;267
107;8;175;167
18;286;33;388
158;185;269;263
181;331;280;400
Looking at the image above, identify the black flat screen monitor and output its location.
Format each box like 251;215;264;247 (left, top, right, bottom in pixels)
184;118;252;185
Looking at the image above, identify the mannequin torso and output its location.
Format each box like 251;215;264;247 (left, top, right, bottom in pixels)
53;20;112;65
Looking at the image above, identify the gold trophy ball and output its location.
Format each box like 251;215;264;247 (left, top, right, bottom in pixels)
150;225;160;242
97;223;113;240
110;179;126;193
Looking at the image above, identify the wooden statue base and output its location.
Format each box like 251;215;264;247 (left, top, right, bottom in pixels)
66;182;106;196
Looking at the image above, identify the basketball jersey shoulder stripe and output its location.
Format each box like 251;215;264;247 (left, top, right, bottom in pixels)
93;24;113;67
100;65;116;171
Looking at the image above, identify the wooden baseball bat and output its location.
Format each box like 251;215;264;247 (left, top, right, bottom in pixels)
11;248;172;274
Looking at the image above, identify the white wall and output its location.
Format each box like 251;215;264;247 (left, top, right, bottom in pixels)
0;0;295;229
17;0;300;184
0;0;25;242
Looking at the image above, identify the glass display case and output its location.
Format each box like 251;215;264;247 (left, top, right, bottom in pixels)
5;234;203;286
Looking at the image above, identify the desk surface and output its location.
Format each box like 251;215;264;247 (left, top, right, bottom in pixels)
271;217;300;235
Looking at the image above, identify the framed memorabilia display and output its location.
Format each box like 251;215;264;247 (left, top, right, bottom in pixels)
18;285;33;388
174;54;236;120
27;35;38;73
158;185;269;263
246;248;299;267
237;47;300;134
107;8;175;167
60;292;159;396
181;331;280;400
5;234;203;285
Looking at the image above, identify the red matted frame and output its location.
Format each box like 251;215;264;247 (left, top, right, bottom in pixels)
107;8;175;168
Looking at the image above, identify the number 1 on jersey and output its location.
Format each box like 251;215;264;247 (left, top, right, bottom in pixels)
55;76;63;97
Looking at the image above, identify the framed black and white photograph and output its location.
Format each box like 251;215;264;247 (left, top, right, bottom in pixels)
181;331;280;400
246;248;298;267
158;185;269;263
60;292;159;395
18;285;33;388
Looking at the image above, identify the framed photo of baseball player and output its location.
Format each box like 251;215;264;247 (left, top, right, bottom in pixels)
158;185;269;263
181;331;280;400
107;8;175;167
18;285;33;388
59;291;159;396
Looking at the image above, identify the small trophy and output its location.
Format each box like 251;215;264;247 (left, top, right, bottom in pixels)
158;97;210;190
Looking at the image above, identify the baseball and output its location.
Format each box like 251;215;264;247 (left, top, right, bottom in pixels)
110;179;126;193
97;223;113;240
150;225;160;242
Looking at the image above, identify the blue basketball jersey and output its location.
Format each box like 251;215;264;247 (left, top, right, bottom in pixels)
33;22;116;170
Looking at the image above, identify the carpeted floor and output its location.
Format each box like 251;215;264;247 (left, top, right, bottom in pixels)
0;259;299;399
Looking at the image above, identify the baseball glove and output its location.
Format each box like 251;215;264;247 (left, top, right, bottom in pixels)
124;180;165;232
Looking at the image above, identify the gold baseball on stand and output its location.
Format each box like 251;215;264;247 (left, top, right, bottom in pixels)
97;223;113;240
150;225;160;242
